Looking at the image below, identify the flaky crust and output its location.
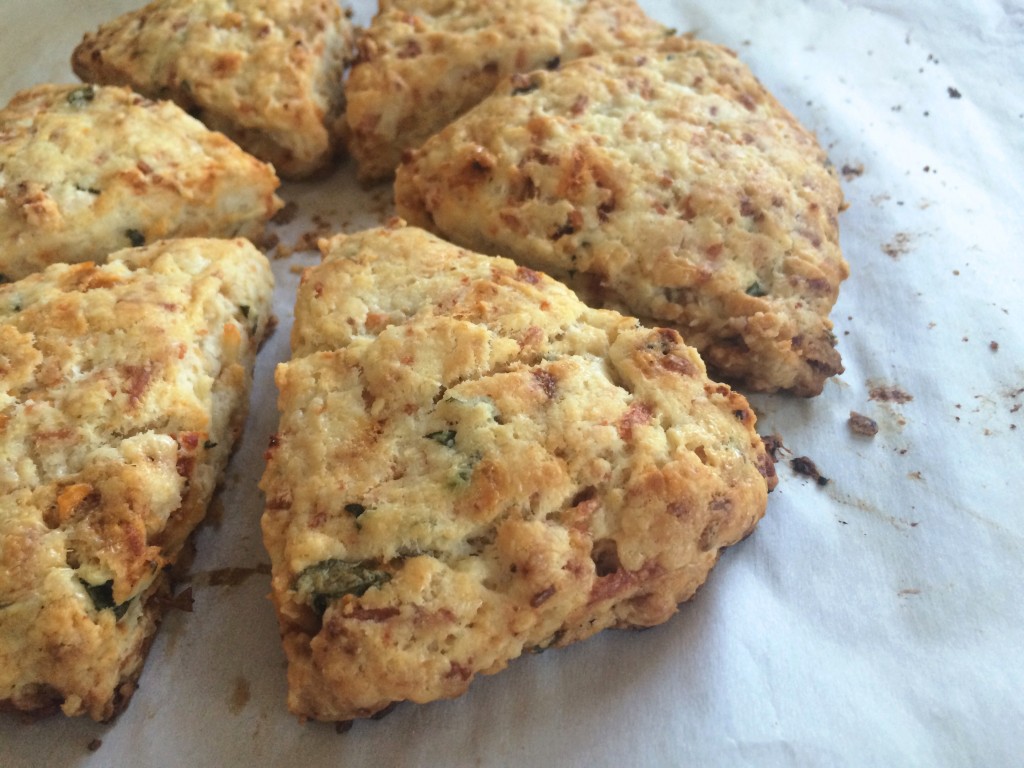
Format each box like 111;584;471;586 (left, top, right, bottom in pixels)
345;0;668;182
260;222;774;722
72;0;355;179
0;239;274;720
0;83;281;281
395;38;849;395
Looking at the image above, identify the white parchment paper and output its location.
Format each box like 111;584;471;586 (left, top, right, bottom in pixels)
2;1;1022;765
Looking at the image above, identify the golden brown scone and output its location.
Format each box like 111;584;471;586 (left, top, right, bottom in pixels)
395;38;849;395
0;238;274;720
0;83;282;282
260;222;775;722
345;0;669;182
71;0;355;179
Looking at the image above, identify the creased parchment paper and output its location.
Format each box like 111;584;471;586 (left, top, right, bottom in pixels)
2;1;1022;765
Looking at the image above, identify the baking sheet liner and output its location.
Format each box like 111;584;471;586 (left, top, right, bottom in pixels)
2;1;1022;765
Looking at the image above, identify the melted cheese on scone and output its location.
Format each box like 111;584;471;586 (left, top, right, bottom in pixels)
260;222;774;722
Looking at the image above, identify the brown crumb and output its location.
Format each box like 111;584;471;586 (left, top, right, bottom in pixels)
87;738;103;752
848;411;879;437
898;588;921;597
990;341;999;351
840;163;864;180
882;232;913;259
947;86;961;99
271;200;299;225
761;433;786;461
908;470;924;481
869;384;914;404
790;456;829;486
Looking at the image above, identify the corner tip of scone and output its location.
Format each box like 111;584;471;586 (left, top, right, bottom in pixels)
0;82;282;281
70;0;356;179
0;238;273;720
261;222;774;722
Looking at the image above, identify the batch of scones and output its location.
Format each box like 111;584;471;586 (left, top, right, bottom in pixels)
0;0;845;724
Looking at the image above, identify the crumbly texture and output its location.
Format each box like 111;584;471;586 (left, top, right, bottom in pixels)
0;83;282;282
345;0;669;182
260;222;775;722
71;0;355;179
0;239;274;720
395;38;849;395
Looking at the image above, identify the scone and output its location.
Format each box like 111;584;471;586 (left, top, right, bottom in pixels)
0;83;281;282
345;0;669;182
0;238;273;720
260;222;775;722
71;0;355;179
395;38;849;395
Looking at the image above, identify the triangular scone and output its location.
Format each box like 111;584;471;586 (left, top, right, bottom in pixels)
260;222;775;722
395;38;850;395
345;0;669;182
0;84;281;282
0;239;273;720
71;0;355;179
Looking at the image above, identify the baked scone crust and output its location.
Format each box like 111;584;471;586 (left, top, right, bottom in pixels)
345;0;669;182
0;238;274;720
395;38;849;395
260;222;775;722
71;0;355;179
0;83;281;282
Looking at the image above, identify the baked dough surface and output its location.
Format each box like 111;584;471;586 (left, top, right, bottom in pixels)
260;222;774;721
72;0;355;179
0;238;273;720
0;83;281;281
395;38;849;395
346;0;668;181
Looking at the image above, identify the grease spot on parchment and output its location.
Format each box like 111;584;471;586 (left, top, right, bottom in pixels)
229;676;251;715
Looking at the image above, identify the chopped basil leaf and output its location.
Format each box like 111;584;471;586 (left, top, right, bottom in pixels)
745;281;767;297
239;304;250;318
294;560;390;616
126;229;145;247
344;503;366;516
80;579;131;619
426;430;457;448
66;85;96;107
